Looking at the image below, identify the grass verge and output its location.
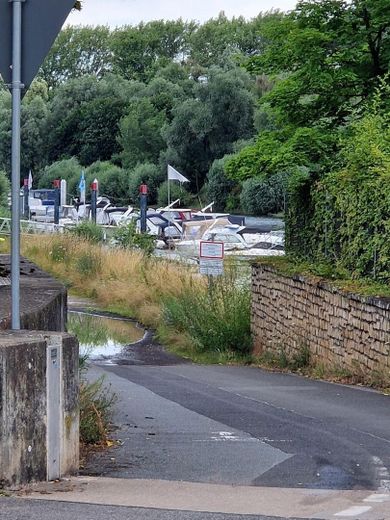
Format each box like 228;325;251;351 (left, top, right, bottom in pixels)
21;234;251;360
253;345;390;393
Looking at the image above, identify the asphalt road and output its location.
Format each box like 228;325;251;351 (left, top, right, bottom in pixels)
2;338;389;520
0;499;300;520
85;360;390;492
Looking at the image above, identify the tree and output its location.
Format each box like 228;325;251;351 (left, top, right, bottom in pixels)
111;20;196;82
21;81;49;176
40;26;112;89
44;75;131;166
0;91;11;174
119;99;167;170
246;0;390;127
189;12;282;68
163;66;256;191
119;77;187;170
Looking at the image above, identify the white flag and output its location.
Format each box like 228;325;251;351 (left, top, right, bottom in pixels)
28;170;33;190
168;164;189;183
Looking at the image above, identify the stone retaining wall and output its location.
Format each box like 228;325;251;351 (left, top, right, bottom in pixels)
252;264;390;372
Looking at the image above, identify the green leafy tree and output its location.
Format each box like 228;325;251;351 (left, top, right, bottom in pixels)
119;99;167;170
0;170;10;209
127;163;164;205
40;26;112;89
247;0;390;126
44;75;131;166
21;82;49;176
85;161;129;204
111;20;196;82
163;66;256;191
189;12;282;68
0;91;11;174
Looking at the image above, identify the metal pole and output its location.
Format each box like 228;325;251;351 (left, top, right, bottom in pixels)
140;184;148;233
53;180;60;225
11;0;24;330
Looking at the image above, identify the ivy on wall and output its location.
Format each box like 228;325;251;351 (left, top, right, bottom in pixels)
288;85;390;281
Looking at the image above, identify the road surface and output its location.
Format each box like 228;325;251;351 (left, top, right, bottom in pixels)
1;340;390;519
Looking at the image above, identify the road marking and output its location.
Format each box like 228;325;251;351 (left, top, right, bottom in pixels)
334;505;372;516
372;455;390;491
363;493;390;503
209;431;254;442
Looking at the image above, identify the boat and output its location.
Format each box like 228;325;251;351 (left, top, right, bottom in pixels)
174;218;284;258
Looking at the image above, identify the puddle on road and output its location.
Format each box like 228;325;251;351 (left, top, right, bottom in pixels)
68;311;144;360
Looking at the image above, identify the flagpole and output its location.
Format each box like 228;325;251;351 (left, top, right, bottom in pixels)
167;168;171;206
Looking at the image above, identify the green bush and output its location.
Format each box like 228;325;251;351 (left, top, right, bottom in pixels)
128;163;165;205
240;173;286;215
113;220;156;255
70;221;104;243
85;161;129;205
37;157;81;196
205;156;238;211
163;267;252;355
76;251;102;276
0;170;10;209
287;86;390;281
80;376;116;445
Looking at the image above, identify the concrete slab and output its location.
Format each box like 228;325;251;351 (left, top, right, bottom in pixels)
20;477;390;519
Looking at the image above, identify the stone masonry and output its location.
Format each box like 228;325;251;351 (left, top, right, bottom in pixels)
252;264;390;372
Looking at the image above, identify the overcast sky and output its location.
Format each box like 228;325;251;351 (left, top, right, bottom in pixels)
66;0;297;27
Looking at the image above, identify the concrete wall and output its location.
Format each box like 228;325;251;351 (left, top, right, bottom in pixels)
0;332;79;488
0;255;67;332
0;255;78;488
252;264;390;372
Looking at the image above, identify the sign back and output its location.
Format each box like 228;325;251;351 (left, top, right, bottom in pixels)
0;0;75;89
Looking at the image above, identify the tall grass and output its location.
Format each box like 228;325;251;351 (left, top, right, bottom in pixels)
22;234;197;329
21;234;252;357
163;267;252;355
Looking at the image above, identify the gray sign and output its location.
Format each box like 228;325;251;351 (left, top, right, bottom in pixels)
0;0;75;89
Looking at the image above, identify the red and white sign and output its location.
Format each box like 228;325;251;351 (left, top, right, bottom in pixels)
199;241;224;276
199;241;224;259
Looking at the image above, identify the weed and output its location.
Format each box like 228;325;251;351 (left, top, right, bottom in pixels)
79;375;117;445
291;344;311;370
76;251;102;276
113;220;156;255
70;221;104;243
163;266;252;355
50;241;69;263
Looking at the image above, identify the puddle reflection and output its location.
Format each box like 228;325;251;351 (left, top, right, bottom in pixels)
68;311;144;359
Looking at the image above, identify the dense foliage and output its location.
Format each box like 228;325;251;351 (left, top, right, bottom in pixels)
0;13;276;205
2;1;390;281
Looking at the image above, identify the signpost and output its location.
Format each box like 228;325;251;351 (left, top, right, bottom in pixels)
0;0;75;329
199;241;224;277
